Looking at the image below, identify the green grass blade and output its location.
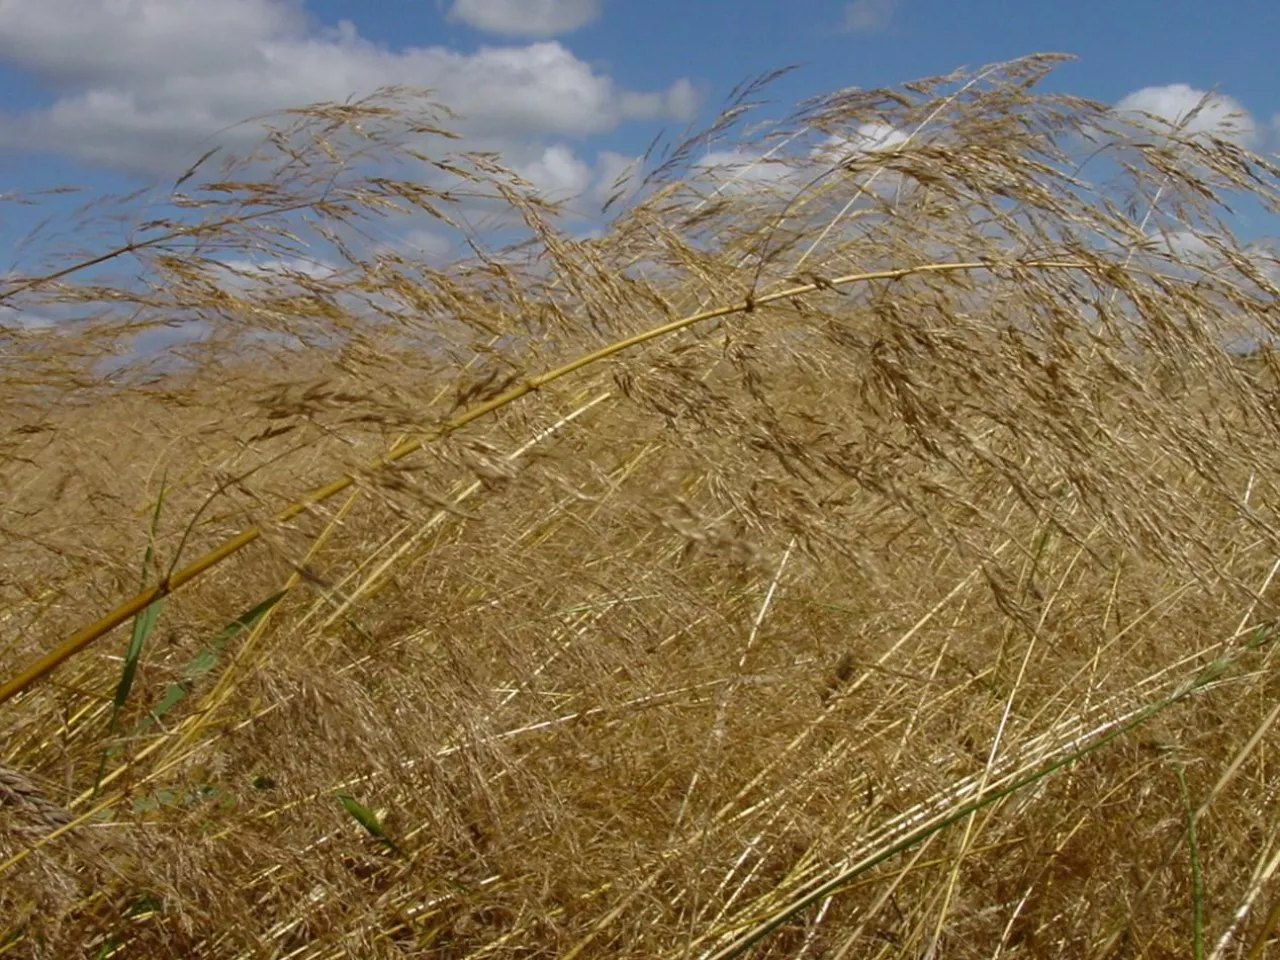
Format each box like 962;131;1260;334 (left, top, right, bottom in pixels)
135;590;288;735
111;476;170;718
336;791;402;856
112;598;164;717
92;478;169;798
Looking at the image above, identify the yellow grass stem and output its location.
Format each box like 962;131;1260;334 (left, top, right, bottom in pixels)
0;257;1093;706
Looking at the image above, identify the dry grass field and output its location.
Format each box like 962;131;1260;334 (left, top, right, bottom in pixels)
3;54;1280;957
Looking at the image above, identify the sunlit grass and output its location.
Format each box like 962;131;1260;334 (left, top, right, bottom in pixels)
2;53;1280;957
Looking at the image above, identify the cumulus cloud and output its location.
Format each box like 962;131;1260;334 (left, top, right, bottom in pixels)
447;0;601;37
1142;228;1218;266
1137;229;1278;297
1115;83;1257;146
0;0;695;176
516;143;594;200
0;0;307;85
217;256;340;284
397;226;462;264
842;0;897;33
812;122;909;164
1251;242;1280;289
590;149;639;203
689;120;912;199
620;77;701;124
693;148;796;194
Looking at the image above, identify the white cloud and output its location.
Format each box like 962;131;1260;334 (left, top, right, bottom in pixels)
687;123;912;200
204;255;343;300
620;77;701;124
517;143;593;200
812;122;908;164
666;78;702;123
218;256;339;282
1115;84;1257;146
0;0;694;176
590;149;639;203
399;227;458;262
1137;231;1279;297
0;0;307;85
842;0;897;33
447;0;601;37
1250;242;1280;290
1144;228;1217;264
693;148;796;194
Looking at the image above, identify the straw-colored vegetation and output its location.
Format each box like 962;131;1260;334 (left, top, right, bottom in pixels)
3;53;1280;957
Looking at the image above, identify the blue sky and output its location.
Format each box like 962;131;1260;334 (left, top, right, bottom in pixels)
0;0;1275;271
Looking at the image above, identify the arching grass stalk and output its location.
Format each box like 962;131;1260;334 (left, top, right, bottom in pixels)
0;255;1094;707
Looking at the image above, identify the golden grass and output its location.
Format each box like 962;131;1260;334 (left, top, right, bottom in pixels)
3;53;1280;956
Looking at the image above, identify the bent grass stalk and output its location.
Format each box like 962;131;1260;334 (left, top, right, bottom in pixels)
0;256;1095;706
